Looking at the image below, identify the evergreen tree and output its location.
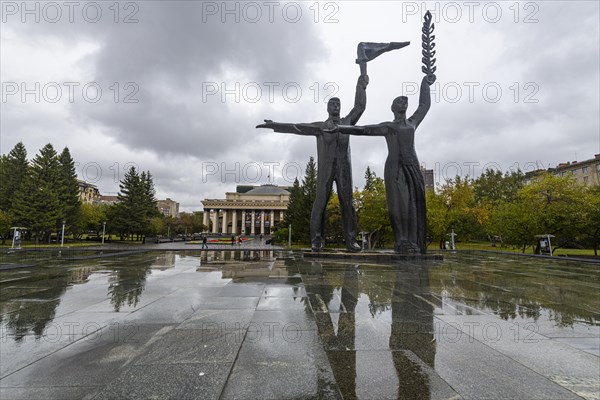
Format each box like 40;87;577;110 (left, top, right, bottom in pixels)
111;167;160;240
283;178;306;243
140;171;160;219
57;147;81;228
12;144;61;243
364;166;377;192
0;209;12;245
296;156;317;243
0;155;7;209
0;142;29;211
112;166;143;239
302;156;318;206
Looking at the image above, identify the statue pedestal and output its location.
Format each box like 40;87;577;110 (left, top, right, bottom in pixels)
303;251;442;261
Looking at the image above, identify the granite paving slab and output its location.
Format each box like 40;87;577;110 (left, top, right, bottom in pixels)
92;362;232;400
134;328;245;364
220;330;338;400
0;324;176;388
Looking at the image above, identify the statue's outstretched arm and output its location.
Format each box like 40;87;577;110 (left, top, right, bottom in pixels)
256;120;320;136
334;123;389;136
345;74;369;125
409;75;435;129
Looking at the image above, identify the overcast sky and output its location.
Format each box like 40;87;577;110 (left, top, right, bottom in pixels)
2;1;599;212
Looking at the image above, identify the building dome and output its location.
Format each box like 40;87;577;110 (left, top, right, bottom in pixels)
245;185;290;195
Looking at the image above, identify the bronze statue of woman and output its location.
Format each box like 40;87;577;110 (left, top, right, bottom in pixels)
330;74;435;254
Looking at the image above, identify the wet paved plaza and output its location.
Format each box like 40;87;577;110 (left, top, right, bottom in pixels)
0;250;598;399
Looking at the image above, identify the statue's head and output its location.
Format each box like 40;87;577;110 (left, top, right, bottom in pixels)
391;96;408;114
327;97;341;117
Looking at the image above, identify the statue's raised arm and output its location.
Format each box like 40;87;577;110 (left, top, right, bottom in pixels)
409;74;436;129
410;10;437;130
344;74;369;125
256;120;320;136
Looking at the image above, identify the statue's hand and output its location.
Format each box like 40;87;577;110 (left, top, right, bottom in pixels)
426;74;436;85
358;75;369;89
256;119;274;129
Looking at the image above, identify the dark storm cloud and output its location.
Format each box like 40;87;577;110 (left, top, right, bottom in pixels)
86;2;327;159
4;1;328;159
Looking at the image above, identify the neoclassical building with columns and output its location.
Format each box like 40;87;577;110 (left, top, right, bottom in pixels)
201;185;290;235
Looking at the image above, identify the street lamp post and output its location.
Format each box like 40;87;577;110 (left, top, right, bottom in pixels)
102;221;106;245
10;227;25;249
11;227;18;249
360;231;368;250
288;224;291;248
61;220;66;247
446;228;457;250
546;234;553;256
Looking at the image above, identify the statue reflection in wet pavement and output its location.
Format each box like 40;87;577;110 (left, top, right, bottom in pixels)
305;261;436;399
389;263;435;399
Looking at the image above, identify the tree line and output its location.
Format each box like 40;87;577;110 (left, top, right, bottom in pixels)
427;170;599;255
0;142;205;244
0;142;79;244
276;158;600;255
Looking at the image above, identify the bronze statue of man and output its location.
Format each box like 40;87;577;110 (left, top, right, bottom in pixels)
329;15;437;255
257;74;369;252
330;74;436;254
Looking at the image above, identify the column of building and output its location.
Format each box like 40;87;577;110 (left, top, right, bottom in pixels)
211;210;218;234
240;210;246;235
232;209;237;235
221;209;228;234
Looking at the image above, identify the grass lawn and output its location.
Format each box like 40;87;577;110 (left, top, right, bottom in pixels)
1;241;104;249
436;241;598;257
0;238;148;249
280;241;597;257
